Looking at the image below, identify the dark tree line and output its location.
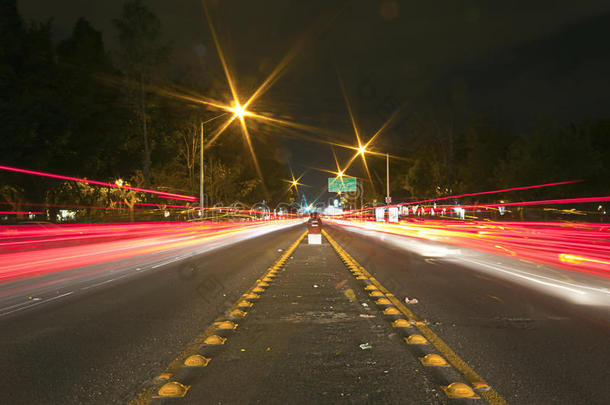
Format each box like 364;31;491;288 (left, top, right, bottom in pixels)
0;0;291;219
382;116;610;211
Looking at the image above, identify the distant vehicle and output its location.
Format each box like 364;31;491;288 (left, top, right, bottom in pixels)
307;212;321;234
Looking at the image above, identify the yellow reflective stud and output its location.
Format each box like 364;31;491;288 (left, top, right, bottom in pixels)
375;298;392;305
404;334;428;344
369;291;385;298
237;300;253;309
419;353;450;367
156;373;173;380
262;277;273;283
242;293;260;300
442;382;479;398
203;335;227;345
156;381;190;398
364;285;378;291
257;282;270;288
252;287;265;294
214;321;237;330
184;354;211;367
229;309;246;318
355;275;368;280
383;307;401;315
392;319;413;328
472;381;490;391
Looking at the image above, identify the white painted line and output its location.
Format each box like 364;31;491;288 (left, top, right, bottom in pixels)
0;291;74;317
81;278;116;290
0;299;41;312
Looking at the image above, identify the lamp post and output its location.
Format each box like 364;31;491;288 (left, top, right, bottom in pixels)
385;153;391;204
200;112;228;217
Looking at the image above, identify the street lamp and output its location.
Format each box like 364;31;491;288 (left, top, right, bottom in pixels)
232;103;246;119
200;112;228;216
386;152;390;204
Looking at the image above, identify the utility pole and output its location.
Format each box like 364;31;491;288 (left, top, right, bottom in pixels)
361;180;364;222
200;121;204;217
199;112;228;218
385;153;391;204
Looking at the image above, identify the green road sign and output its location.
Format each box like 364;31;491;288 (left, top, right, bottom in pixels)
328;176;357;192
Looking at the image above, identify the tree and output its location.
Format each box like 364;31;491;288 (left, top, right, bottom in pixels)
496;124;602;201
114;0;169;190
56;18;132;179
455;118;508;194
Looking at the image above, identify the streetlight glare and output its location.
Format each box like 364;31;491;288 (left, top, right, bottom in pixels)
358;146;366;155
337;170;344;177
232;103;247;119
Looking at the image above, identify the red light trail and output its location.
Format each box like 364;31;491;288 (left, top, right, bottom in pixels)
326;218;610;277
397;180;582;206
0;164;197;201
0;219;303;282
0;211;44;215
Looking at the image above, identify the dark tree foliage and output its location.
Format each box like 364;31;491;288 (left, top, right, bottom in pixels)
56;18;134;179
394;117;610;205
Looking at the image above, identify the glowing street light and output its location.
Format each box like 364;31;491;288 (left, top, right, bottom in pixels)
230;102;248;119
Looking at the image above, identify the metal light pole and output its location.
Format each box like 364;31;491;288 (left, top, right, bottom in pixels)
200;112;228;217
200;121;204;215
385;153;391;204
360;181;364;222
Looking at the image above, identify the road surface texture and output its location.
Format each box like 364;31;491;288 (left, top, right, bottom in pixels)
1;223;609;404
150;231;444;404
325;224;610;405
0;224;304;404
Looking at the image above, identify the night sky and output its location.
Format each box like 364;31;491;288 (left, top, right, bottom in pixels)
18;0;610;200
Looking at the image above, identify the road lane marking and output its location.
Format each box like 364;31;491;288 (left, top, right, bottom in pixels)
323;230;508;405
0;291;74;317
129;231;307;404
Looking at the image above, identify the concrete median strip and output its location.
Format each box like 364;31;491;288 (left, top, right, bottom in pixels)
129;231;307;405
322;229;508;405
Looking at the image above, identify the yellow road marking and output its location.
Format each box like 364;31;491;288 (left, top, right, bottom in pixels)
129;231;307;404
323;230;508;405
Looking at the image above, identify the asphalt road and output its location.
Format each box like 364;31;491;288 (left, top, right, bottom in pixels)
0;223;305;404
325;224;610;405
1;222;609;404
175;234;444;404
